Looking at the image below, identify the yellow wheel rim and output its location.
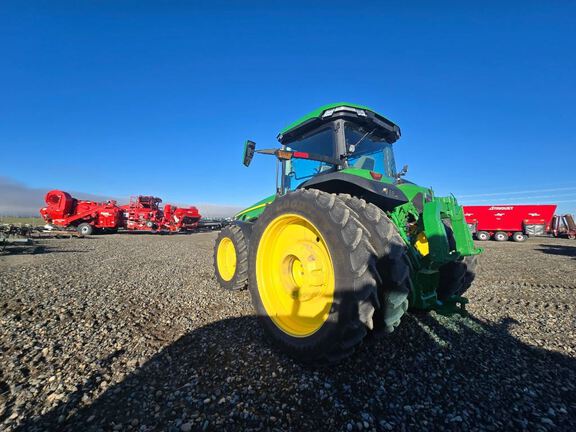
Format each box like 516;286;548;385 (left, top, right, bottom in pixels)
217;237;237;281
415;232;430;256
256;214;335;337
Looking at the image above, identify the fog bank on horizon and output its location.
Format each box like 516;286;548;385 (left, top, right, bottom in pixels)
0;177;241;218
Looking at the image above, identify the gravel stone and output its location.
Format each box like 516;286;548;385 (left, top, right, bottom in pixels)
0;233;575;431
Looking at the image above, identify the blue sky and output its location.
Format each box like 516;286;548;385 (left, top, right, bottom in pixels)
1;1;575;213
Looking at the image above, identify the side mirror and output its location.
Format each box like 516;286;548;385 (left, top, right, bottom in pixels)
243;140;256;167
396;165;408;179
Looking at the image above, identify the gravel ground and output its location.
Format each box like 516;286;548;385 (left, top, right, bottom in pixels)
1;233;575;431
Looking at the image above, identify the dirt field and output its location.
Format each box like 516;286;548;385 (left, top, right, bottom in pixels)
1;233;575;431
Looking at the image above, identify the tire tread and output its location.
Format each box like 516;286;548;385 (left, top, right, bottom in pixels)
337;194;411;334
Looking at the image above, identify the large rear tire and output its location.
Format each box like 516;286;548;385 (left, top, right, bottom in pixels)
214;225;249;291
337;194;410;333
248;189;379;364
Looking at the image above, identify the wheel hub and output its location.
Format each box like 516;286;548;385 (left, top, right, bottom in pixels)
280;242;328;302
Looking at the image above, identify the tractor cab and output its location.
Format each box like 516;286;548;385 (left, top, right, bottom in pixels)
277;104;402;191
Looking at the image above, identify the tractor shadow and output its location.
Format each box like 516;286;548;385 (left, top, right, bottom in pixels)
16;312;576;431
536;243;576;259
0;244;90;256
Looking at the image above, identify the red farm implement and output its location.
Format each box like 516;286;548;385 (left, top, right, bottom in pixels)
120;196;201;232
120;196;164;231
463;204;558;242
551;214;576;239
40;190;201;234
40;190;122;235
163;204;202;232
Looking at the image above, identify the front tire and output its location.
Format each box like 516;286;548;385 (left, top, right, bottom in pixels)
214;225;249;291
248;189;378;364
437;255;478;300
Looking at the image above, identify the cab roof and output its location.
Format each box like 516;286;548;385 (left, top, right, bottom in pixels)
277;103;401;145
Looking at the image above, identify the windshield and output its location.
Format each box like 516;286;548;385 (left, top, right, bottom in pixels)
344;123;397;178
283;127;335;190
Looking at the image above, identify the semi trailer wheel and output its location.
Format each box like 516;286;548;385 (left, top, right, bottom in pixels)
77;223;93;235
214;225;249;291
512;232;526;242
494;231;508;242
337;194;410;333
476;231;490;241
248;189;379;364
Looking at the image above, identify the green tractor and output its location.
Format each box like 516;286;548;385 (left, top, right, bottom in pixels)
214;103;481;363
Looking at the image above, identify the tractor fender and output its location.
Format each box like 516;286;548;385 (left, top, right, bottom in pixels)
299;172;409;211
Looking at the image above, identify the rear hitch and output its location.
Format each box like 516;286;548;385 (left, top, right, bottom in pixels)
433;296;469;317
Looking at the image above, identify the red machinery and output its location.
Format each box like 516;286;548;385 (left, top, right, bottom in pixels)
40;190;201;234
120;196;201;232
40;190;122;235
463;204;557;242
120;196;164;231
163;204;202;232
550;214;576;239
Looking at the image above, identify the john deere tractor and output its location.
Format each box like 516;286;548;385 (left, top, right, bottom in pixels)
214;103;481;363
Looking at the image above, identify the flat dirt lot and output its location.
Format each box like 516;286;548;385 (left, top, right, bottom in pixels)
1;233;575;431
